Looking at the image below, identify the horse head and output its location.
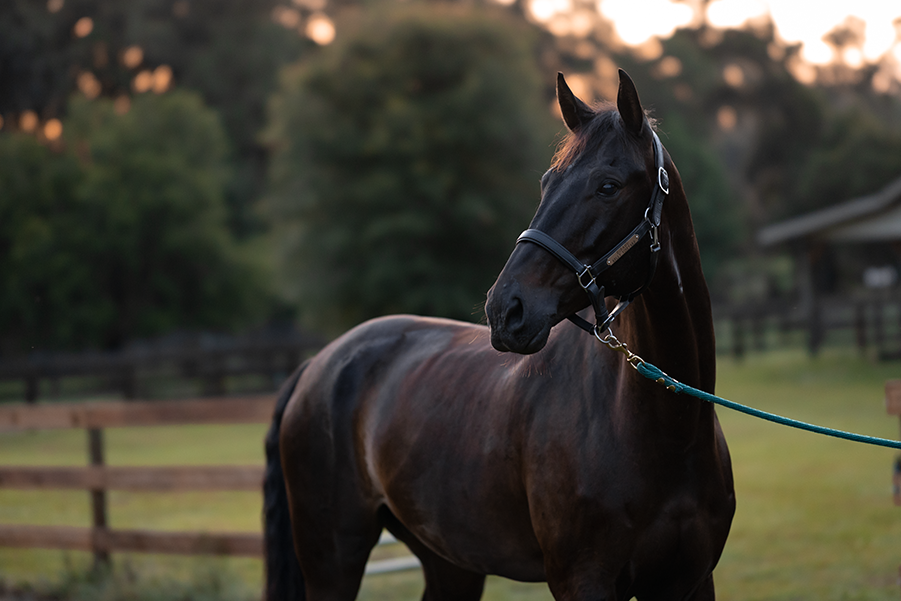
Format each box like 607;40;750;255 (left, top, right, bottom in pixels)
486;69;671;354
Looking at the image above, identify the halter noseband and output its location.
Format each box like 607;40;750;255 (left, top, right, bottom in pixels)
516;129;670;338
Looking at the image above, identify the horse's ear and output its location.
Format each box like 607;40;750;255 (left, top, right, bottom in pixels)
557;72;594;133
616;69;644;136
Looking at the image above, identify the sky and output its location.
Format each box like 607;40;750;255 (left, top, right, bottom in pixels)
523;0;901;84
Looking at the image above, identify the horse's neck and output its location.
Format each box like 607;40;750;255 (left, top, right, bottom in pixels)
604;190;717;446
627;184;714;383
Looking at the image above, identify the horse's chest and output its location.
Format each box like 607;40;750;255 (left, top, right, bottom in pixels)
524;418;711;525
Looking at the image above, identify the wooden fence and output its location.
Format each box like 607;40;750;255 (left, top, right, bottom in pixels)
0;331;325;402
0;395;418;575
714;294;901;359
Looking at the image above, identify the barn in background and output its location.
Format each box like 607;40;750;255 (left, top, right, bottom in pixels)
757;175;901;355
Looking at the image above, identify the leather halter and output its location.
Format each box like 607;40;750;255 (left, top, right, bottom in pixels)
516;129;670;338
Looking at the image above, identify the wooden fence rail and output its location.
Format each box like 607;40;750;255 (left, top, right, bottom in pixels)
714;294;901;359
0;396;419;574
0;331;325;402
0;395;276;430
0;525;264;557
0;465;264;491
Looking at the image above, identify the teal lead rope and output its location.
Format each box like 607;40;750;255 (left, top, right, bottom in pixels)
596;330;901;451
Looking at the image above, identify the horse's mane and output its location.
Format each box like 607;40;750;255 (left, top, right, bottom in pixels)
550;103;658;172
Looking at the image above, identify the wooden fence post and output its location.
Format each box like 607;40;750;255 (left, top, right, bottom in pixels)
855;302;867;353
120;362;137;400
874;300;885;357
751;312;766;352
25;373;38;404
807;300;823;356
0;396;418;575
203;353;227;397
732;315;745;360
87;428;110;568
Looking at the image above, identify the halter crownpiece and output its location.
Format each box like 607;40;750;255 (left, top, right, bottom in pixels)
516;129;670;337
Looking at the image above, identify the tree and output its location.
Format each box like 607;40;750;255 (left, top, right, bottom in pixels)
0;132;84;355
0;91;269;354
609;30;750;288
265;6;557;332
660;114;746;289
792;108;901;215
0;0;306;238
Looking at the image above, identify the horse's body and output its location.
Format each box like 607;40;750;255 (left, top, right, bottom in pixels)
265;70;735;600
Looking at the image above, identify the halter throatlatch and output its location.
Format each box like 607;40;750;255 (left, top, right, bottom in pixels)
516;129;670;338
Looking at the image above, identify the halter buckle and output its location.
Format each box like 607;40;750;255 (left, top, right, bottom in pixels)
577;266;596;291
642;207;662;253
650;225;661;253
594;314;616;337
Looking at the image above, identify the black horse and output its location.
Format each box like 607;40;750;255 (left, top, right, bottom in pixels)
264;69;735;600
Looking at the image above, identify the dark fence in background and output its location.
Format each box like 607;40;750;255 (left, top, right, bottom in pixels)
0;329;327;403
8;294;901;401
0;329;427;576
714;292;901;359
0;396;420;575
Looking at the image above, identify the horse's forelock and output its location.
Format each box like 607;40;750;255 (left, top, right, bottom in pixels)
550;104;613;172
550;105;658;172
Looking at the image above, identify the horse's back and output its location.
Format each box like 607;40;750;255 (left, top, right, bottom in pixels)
283;315;492;436
279;315;473;490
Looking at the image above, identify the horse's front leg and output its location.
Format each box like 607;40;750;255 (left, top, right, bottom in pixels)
680;573;715;601
632;570;717;601
543;558;623;601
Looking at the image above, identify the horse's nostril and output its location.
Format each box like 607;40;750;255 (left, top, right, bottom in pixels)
506;296;525;330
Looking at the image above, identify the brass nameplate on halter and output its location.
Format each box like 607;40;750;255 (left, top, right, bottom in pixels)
606;234;641;267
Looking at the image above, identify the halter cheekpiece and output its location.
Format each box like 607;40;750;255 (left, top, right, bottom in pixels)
516;129;670;339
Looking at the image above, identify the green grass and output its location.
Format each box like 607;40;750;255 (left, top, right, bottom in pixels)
0;423;268;594
2;348;901;599
712;348;901;601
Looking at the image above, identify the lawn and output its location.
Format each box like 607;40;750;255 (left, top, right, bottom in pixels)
1;347;900;600
712;348;901;601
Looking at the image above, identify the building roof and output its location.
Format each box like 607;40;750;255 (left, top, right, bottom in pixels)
757;174;901;247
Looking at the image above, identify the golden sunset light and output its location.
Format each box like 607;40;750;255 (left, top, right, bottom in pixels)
523;0;901;84
600;0;694;45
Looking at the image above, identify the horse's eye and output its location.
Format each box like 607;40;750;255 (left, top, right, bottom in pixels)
596;182;619;198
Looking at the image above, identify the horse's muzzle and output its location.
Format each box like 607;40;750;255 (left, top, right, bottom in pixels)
485;281;550;354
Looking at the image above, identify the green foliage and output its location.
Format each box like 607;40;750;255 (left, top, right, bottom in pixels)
0;132;85;354
0;0;305;238
0;91;268;353
746;76;827;220
266;6;557;332
792;108;901;216
6;0;901;345
122;0;307;236
614;34;749;286
660;114;745;287
612;27;901;298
